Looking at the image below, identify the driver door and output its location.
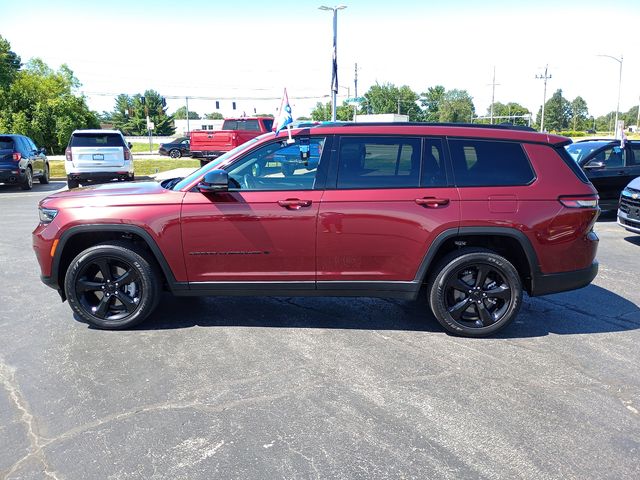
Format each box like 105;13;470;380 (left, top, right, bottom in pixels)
181;136;330;284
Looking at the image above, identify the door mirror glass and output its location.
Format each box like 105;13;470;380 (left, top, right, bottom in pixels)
197;169;228;193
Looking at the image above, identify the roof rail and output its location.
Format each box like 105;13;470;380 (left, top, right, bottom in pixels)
304;121;537;132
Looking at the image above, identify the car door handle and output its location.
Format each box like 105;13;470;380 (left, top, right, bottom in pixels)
278;198;312;210
415;197;450;208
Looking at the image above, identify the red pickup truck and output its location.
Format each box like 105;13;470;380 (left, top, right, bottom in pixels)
190;117;274;166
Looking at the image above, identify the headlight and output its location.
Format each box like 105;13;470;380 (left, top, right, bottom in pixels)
39;207;58;223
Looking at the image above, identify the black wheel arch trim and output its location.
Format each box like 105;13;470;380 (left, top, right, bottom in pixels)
51;224;185;294
413;226;541;291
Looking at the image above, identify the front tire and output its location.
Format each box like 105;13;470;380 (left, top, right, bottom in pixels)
64;242;161;329
427;248;522;337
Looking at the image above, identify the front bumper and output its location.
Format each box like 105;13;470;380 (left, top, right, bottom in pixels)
618;209;640;234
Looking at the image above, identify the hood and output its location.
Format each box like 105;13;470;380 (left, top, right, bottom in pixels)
627;176;640;191
40;181;184;209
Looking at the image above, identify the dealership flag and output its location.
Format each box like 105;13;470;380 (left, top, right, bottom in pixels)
275;88;293;135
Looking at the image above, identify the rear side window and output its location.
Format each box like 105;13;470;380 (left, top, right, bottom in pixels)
263;119;274;131
0;136;14;150
337;136;421;189
71;133;125;147
449;139;535;187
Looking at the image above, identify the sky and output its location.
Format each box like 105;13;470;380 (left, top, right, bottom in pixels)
2;0;640;122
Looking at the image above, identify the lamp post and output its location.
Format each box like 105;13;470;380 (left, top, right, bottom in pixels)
598;54;623;136
535;65;551;132
319;5;347;122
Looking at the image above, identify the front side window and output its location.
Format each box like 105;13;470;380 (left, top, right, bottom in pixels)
227;137;326;191
449;139;535;187
336;136;421;189
591;146;627;168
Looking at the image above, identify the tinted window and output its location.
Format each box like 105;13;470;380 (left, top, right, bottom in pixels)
0;136;15;150
566;141;608;162
71;133;125;147
449;139;535;187
422;138;447;187
227;137;326;191
26;137;37;151
263;119;274;131
237;119;260;131
629;143;640;166
591;146;627;168
337;136;421;189
222;120;237;130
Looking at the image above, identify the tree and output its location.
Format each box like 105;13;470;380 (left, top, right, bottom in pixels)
438;89;475;123
570;96;589;131
110;89;175;135
0;35;21;89
0;58;99;153
483;102;531;125
361;83;421;121
310;101;353;121
420;85;445;122
537;89;571;131
204;112;224;120
174;106;200;120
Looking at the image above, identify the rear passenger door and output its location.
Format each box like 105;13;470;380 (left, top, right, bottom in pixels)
316;136;460;288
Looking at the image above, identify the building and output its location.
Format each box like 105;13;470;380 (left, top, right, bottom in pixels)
174;119;224;136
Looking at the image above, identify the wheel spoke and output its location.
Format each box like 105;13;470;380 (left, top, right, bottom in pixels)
474;265;491;288
94;295;112;318
485;285;511;301
476;302;496;326
95;258;113;282
77;279;104;293
114;268;138;285
117;292;137;313
448;298;471;320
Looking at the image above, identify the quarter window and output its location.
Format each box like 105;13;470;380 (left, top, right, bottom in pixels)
449;139;535;187
336;136;421;188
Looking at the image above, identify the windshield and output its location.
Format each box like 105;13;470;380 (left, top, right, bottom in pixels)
170;134;268;191
565;141;613;163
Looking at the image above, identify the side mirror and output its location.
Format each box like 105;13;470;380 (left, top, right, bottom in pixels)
584;160;604;169
197;169;228;193
39;147;46;155
128;142;133;149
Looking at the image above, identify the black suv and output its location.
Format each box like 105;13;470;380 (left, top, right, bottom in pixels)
0;134;50;190
566;139;640;210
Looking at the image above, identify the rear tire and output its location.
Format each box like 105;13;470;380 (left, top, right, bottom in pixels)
169;149;181;158
64;241;161;330
21;167;33;190
427;248;523;337
67;178;79;189
39;163;50;184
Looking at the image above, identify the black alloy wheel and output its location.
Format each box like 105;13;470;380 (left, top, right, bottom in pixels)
39;163;50;184
21;167;33;190
65;242;161;329
428;249;522;337
170;149;181;158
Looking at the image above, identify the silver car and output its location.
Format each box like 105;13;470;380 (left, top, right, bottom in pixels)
64;130;134;189
618;176;640;234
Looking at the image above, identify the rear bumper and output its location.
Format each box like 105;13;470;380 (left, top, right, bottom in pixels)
0;168;26;184
530;261;598;296
191;151;223;160
67;172;134;182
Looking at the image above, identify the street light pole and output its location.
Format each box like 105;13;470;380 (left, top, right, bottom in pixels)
319;5;347;122
598;54;623;136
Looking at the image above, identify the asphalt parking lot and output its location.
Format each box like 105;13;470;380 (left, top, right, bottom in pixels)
0;182;638;479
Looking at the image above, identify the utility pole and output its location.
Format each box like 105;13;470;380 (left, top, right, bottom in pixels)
319;5;347;122
536;65;552;132
185;96;190;135
488;66;500;124
597;54;623;137
354;63;358;98
636;96;640;132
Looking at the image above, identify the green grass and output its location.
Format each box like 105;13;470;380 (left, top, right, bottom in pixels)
130;142;160;153
49;159;200;178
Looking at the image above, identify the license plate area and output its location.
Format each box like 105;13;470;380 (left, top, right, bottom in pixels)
92;154;104;160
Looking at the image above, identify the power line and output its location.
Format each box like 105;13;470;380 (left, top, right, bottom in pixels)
81;92;330;101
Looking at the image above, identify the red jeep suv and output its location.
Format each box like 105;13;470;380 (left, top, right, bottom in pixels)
33;123;599;336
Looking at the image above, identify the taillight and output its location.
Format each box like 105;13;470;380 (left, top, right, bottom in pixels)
65;147;72;161
558;195;599;208
12;152;21;161
124;148;131;161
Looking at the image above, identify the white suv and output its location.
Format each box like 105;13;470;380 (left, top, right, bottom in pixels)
65;130;134;189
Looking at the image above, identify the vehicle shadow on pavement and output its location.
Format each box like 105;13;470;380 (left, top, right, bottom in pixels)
624;236;640;246
596;210;617;222
0;181;66;193
122;284;639;338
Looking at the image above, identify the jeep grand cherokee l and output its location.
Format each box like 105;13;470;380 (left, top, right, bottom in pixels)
33;123;600;337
